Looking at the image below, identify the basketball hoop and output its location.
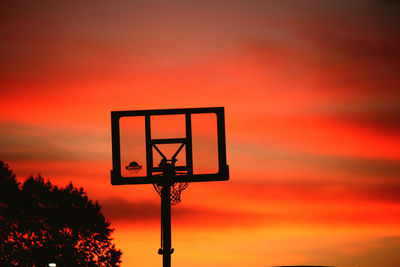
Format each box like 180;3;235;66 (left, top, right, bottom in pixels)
153;182;188;206
152;146;189;206
111;107;229;267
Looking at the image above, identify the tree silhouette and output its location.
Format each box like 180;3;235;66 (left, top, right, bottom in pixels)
0;161;122;266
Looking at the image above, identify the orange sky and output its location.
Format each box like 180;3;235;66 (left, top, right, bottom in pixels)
1;1;400;266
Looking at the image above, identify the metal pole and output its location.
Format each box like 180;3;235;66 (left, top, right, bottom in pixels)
161;183;172;267
159;162;174;267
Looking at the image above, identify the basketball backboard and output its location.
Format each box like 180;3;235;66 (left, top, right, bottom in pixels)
111;107;229;185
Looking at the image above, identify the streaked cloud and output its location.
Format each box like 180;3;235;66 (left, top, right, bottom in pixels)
0;122;108;161
100;196;266;228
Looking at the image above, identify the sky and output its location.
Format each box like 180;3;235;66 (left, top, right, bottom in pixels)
1;0;400;266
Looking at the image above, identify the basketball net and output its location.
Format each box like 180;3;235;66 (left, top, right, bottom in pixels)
153;182;188;206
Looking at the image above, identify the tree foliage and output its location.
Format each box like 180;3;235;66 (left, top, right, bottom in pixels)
0;161;122;266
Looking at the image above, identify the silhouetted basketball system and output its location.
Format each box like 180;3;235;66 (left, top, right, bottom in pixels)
111;107;229;267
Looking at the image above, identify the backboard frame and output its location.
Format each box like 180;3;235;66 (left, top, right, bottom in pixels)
111;107;229;185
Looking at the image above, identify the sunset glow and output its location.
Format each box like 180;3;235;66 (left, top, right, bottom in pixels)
1;1;400;266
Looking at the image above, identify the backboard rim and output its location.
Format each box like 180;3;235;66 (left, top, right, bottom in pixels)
111;107;229;185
